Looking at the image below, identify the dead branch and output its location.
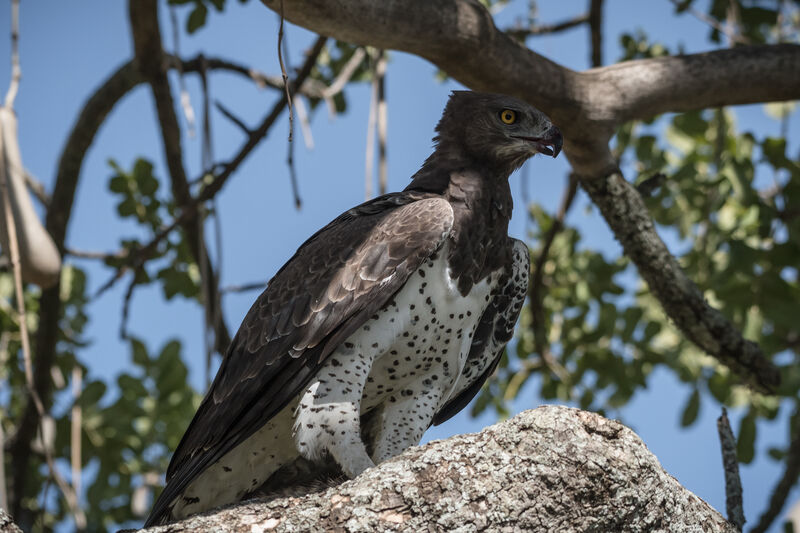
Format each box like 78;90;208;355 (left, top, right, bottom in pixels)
717;408;745;531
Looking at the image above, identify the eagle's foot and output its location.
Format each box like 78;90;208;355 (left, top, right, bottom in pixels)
331;444;375;479
294;381;374;479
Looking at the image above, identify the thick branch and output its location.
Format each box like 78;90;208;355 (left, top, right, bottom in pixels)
262;0;800;174
137;406;737;533
582;45;800;125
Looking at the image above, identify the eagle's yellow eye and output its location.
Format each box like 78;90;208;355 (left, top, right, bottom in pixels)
499;109;517;125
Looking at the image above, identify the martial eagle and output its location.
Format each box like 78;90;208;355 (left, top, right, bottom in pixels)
146;91;562;526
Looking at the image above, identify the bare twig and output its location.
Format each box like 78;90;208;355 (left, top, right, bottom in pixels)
717;408;745;531
321;47;367;100
200;55;214;171
220;281;268;293
198;210;214;389
119;268;138;340
70;367;82;501
750;405;800;533
198;57;221;391
4;0;20;109
505;13;590;41
364;50;378;200
725;0;744;48
286;125;302;209
214;100;252;135
375;50;387;196
277;0;293;142
65;247;126;261
669;0;751;45
93;207;183;300
293;96;314;149
169;6;196;137
588;0;604;67
22;168;50;206
176;55;327;99
196;36;327;204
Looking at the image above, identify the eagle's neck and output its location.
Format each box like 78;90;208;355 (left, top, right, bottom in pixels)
406;148;515;296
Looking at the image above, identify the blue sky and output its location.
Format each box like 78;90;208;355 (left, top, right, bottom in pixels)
0;0;798;530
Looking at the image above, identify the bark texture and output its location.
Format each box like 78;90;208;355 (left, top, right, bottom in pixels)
135;406;737;533
0;509;22;533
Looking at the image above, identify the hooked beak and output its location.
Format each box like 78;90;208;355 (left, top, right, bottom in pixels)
513;125;563;158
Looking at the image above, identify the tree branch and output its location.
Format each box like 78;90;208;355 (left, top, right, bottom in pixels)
135;406;738;533
578;170;780;392
505;13;590;41
261;0;800;173
750;405;800;533
717;408;745;531
588;0;604;67
129;0;231;356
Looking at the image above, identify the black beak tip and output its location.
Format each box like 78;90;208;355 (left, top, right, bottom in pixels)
549;126;563;158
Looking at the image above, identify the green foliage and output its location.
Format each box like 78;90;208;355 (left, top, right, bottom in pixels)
485;3;800;489
6;1;799;531
168;0;249;34
107;158;202;301
76;339;200;529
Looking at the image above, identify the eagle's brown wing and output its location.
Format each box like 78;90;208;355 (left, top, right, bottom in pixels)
146;192;453;526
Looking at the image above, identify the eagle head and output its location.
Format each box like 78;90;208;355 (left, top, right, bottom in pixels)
434;91;562;174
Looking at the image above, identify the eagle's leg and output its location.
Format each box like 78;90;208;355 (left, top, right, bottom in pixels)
369;384;449;464
293;346;376;479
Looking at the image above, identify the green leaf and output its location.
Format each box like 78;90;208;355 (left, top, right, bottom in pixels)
680;388;701;427
158;340;182;365
133;158;158;196
79;381;107;407
187;3;208;33
131;338;149;368
737;412;756;464
767;447;786;461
